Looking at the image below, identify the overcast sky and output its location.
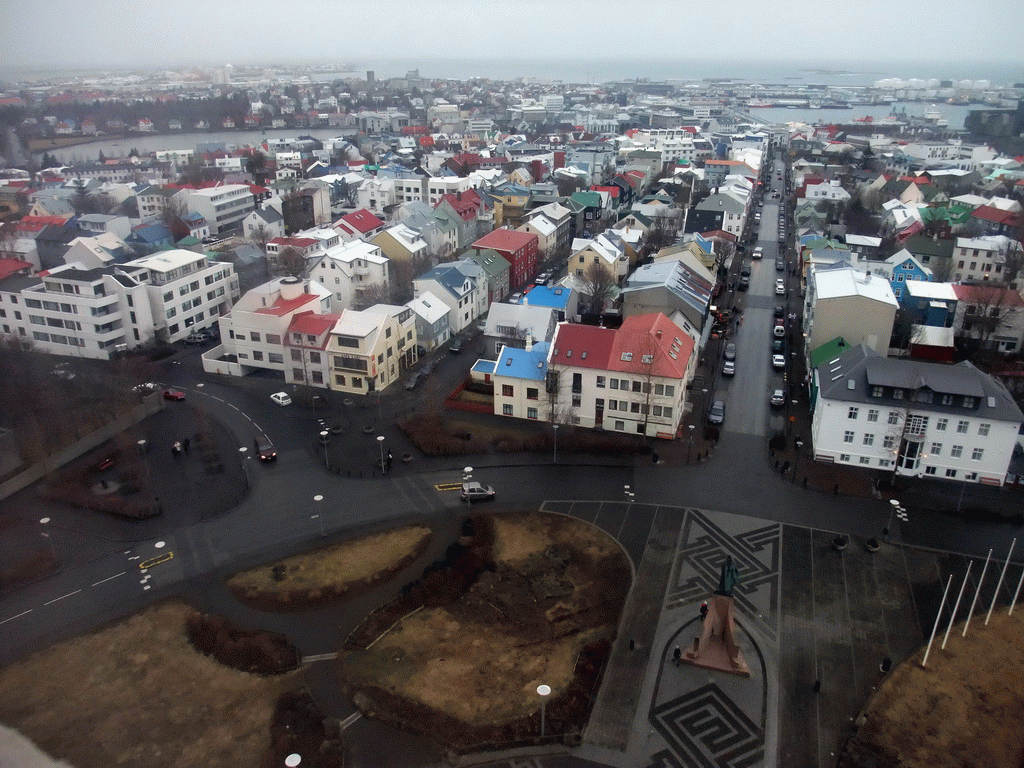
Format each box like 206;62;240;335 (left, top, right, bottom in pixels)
2;0;1023;80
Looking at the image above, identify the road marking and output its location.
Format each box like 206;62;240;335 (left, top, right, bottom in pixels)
434;482;462;492
139;552;174;570
302;652;338;663
0;609;32;625
44;589;82;605
340;711;363;730
92;571;127;587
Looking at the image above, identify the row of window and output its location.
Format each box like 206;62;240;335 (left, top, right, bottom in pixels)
847;406;989;435
841;428;985;460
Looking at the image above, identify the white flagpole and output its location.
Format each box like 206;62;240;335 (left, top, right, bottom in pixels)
943;561;972;650
922;574;953;668
986;538;1016;625
963;549;992;637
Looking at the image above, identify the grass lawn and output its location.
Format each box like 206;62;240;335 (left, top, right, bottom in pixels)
227;525;431;610
841;608;1024;768
0;601;295;768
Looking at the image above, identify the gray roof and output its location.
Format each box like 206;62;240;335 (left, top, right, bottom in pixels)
816;344;1023;424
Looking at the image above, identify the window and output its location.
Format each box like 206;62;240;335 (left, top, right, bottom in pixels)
290;348;302;361
252;350;263;361
503;404;514;415
888;411;900;425
309;352;321;364
907;415;928;435
930;442;942;456
925;466;937;475
946;468;957;478
843;430;855;443
859;456;871;465
936;418;948;431
631;402;640;413
871;386;884;397
250;332;261;342
596;376;606;388
840;454;851;462
527;407;538;419
956;420;969;434
527;387;538;400
978;423;990;436
867;409;879;422
292;368;304;381
268;353;283;364
963;396;976;408
631;381;641;393
863;434;874;446
614;421;624;431
848;407;859;419
972;448;984;461
572;394;581;407
883;435;896;449
502;385;514;397
951;445;963;458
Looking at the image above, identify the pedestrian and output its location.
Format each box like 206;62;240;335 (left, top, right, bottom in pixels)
700;600;708;621
182;437;190;454
171;441;181;458
672;646;682;665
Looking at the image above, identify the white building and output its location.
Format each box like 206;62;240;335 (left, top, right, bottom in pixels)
183;184;255;235
307;240;390;311
810;344;1022;485
804;266;898;359
412;260;487;335
952;235;1022;284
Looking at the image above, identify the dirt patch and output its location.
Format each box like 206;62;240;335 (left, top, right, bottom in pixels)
339;511;629;752
227;525;432;611
186;612;300;675
0;601;295;768
839;608;1024;768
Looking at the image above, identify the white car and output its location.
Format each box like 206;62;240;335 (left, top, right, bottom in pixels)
461;481;496;501
270;392;292;406
752;246;763;259
775;279;786;295
772;354;786;370
722;359;735;376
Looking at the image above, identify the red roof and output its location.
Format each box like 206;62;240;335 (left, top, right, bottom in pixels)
472;228;537;254
550;323;617;370
899;175;931;185
340;208;386;233
0;259;33;280
254;292;321;317
287;311;340;341
952;284;1024;307
971;205;1021;226
590;185;620;198
17;215;71;234
436;189;483;220
701;229;737;243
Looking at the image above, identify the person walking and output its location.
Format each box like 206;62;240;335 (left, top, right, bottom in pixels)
700;600;709;621
672;646;682;666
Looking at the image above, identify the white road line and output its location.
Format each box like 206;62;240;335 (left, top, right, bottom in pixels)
44;589;82;605
0;609;32;625
340;711;363;729
92;571;127;587
302;652;339;663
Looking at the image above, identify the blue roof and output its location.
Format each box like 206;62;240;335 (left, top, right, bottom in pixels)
494;341;550;381
128;222;172;244
472;359;497;376
520;285;571;310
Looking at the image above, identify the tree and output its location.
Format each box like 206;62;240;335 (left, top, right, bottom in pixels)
962;282;1020;352
929;256;954;284
71;179;94;214
579;260;616;317
160;195;189;229
250;223;273;254
97;150;106;163
277;246;306;278
352;282;391;310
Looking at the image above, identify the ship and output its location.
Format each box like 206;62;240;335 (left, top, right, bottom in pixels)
746;99;773;108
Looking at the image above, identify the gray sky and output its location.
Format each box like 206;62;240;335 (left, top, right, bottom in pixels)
2;0;1023;79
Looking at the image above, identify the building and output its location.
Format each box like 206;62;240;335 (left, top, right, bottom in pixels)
482;302;558;358
326;304;418;394
335;208;386;242
471;228;538;291
412;260;488;335
307;240;390;311
183;185;255;235
541;313;695;438
804;266;898;360
406;291;452;351
810;344;1022;485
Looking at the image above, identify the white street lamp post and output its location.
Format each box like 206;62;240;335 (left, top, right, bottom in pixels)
552;424;559;463
884;499;908;537
319;430;329;467
463;466;473;512
537;684;551;736
313;494;324;536
377;435;386;472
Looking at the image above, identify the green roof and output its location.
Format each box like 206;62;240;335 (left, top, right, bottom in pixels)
810;337;852;369
904;234;954;258
176;235;200;246
570;191;602;208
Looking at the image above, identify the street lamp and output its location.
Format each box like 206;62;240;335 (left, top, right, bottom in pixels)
312;494;324;536
463;466;473;512
794;439;803;482
285;754;301;767
552;424;559;463
238;446;251;487
537;683;551;737
884;499;908;537
319;430;329;468
377;435;386;472
687;424;695;463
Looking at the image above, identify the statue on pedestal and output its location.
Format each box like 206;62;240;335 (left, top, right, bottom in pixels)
683;555;750;677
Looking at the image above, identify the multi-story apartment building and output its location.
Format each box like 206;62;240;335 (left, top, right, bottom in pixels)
951;236;1022;285
0;249;238;359
811;344;1022;485
308;240;390;311
183;185;255;235
327;304;418;395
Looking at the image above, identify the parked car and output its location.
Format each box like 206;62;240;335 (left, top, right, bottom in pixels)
776;259;785;271
509;292;522;303
89;455;116;472
162;389;186;401
404;370;426;390
738;276;750;290
270;391;292;406
752;246;763;259
708;400;726;425
724;342;736;360
770;389;785;407
740;265;751;277
772;338;785;354
448;338;463;353
772;354;786;369
51;363;76;380
184;331;212;346
722;359;735;376
461;481;496;501
774;305;785;318
774;324;785;337
775;279;786;295
132;382;159;394
254;435;277;462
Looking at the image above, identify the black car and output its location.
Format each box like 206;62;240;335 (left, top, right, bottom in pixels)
738;276;750;291
255;435;277;462
448;338;463;353
776;259;785;271
772;338;785;354
774;305;785;318
740;265;751;277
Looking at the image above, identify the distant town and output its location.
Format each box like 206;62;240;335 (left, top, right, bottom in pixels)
0;60;1023;482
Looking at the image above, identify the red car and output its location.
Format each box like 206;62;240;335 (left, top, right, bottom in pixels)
162;389;186;401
